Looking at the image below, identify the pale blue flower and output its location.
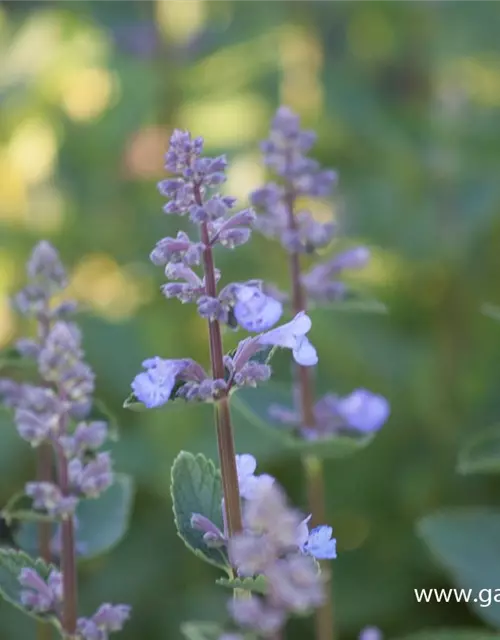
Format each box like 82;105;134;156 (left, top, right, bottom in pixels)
302;525;337;560
131;357;184;408
235;453;275;500
234;286;283;332
257;311;317;366
337;389;390;433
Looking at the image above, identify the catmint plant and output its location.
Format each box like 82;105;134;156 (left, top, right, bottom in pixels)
126;128;337;639
0;242;130;639
249;107;391;640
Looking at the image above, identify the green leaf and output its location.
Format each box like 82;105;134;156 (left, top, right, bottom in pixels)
180;622;224;640
458;426;500;475
481;303;500;321
14;474;134;561
417;508;500;628
231;383;375;460
215;575;268;595
170;451;228;570
88;397;120;441
397;631;500;639
2;492;56;525
0;548;62;630
0;348;33;372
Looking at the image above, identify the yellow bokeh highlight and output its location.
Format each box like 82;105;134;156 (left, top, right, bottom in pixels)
179;95;267;147
25;185;65;233
348;8;395;63
7;119;58;185
446;56;500;108
61;67;116;122
280;25;323;116
225;154;265;203
69;254;154;321
157;0;207;43
0;250;16;348
0;153;27;221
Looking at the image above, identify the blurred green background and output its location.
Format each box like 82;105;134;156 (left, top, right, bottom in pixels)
1;1;500;638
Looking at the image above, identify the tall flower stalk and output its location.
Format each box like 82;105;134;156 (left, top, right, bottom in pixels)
251;107;391;640
0;242;130;639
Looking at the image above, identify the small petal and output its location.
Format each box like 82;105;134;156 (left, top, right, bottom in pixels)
337;389;390;433
234;286;283;332
304;526;337;560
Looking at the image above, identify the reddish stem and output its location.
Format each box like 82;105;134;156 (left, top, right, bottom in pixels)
195;183;243;538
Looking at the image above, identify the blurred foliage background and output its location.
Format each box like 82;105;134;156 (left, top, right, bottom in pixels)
1;1;500;638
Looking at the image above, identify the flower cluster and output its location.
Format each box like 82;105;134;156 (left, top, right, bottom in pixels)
19;568;130;640
191;454;336;637
252;107;390;440
0;245;112;518
132;311;317;409
0;242;129;637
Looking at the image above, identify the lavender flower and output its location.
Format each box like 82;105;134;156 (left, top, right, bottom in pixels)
19;568;63;613
2;241;130;636
359;627;383;640
76;604;131;640
336;389;390;433
257;312;317;366
298;524;337;560
233;286;283;332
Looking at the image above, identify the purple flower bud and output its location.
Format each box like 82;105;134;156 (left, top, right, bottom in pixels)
15;338;40;359
26;241;67;291
0;379;25;408
331;246;371;271
19;568;62;613
250;183;284;209
69;452;113;498
204;195;229;220
336;389;390;433
257;312;317;366
14;285;48;317
219;228;251;249
15;408;58;446
157;178;184;197
233;362;271;388
60;421;108;458
25;482;78;517
165;130;204;174
150;232;203;267
77;604;131;639
191;513;226;547
233;286;283;333
197;296;227;322
229;532;276;577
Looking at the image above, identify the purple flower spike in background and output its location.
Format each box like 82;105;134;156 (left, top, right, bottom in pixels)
337;389;390;433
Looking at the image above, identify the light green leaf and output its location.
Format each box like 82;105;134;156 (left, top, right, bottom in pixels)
170;452;228;570
0;549;62;631
417;508;500;628
181;622;224;640
14;474;134;561
215;575;268;595
458;426;500;475
481;303;500;322
231;383;374;460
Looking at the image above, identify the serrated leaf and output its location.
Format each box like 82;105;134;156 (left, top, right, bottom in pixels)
231;383;374;460
0;548;62;630
170;452;228;570
215;575;268;595
417;508;500;628
458;426;500;475
14;474;134;561
181;621;224;640
397;631;500;639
